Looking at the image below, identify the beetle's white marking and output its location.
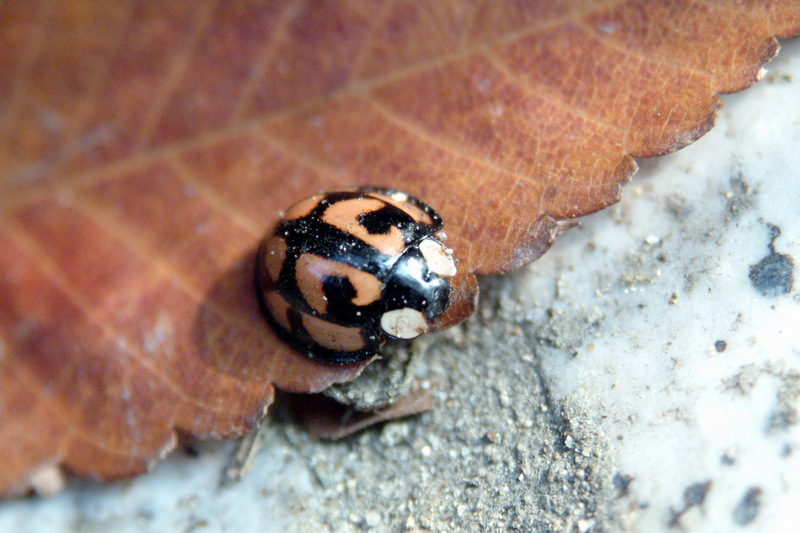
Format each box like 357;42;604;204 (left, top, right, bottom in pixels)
27;463;65;497
390;191;408;202
381;308;428;339
419;238;457;277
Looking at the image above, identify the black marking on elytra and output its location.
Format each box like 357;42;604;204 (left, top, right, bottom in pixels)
286;307;305;336
267;305;377;363
749;223;794;297
359;186;444;230
358;206;412;235
276;216;398;299
321;275;381;326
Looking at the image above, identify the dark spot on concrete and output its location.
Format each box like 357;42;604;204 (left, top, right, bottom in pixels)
721;450;737;465
136;507;155;521
732;487;762;526
684;481;712;506
613;473;633;498
749;254;794;296
749;224;794;297
669;481;712;527
781;443;793;458
715;340;727;353
767;407;794;432
726;175;753;220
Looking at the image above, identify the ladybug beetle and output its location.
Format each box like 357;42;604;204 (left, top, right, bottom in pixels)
256;187;456;363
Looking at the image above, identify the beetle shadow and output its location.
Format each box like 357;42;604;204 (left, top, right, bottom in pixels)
191;245;281;381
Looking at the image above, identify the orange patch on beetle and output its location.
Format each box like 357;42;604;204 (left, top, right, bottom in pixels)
261;235;287;282
295;253;382;314
263;290;293;331
301;312;366;352
321;198;406;255
284;193;326;220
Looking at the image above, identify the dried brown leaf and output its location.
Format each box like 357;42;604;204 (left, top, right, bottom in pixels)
0;0;798;495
